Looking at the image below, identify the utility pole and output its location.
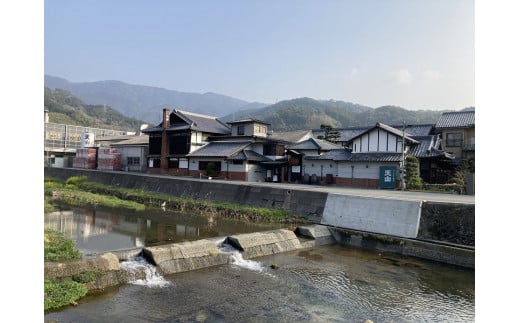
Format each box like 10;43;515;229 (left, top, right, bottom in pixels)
401;121;406;191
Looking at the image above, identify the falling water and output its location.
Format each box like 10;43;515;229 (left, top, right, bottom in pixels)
120;256;172;288
217;241;273;275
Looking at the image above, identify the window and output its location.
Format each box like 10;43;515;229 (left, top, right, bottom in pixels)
149;136;162;154
446;133;464;147
148;158;160;168
255;125;266;134
263;143;284;156
168;158;179;168
198;161;222;171
237;125;245;135
127;157;140;166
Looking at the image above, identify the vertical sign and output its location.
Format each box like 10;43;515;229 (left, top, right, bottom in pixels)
379;166;397;189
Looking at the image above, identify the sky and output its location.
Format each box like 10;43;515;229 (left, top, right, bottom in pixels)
43;0;475;110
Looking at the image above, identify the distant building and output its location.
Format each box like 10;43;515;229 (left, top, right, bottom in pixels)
434;111;475;164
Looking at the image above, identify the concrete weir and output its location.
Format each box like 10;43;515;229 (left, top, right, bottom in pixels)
44;226;329;292
44;225;474;294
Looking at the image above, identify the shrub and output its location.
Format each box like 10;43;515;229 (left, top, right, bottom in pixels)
72;270;101;284
405;156;423;190
65;176;88;187
44;279;88;311
44;228;82;262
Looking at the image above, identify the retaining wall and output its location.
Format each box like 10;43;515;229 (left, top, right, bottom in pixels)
44;167;475;246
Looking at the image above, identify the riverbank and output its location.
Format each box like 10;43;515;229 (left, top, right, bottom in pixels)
44;167;475;248
45;175;308;224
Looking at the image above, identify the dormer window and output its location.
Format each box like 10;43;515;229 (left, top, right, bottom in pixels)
237;125;245;136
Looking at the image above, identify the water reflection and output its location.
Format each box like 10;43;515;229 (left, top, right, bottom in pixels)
44;207;285;255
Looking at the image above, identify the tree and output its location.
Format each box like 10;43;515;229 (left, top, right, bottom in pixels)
405;156;423;190
317;124;340;142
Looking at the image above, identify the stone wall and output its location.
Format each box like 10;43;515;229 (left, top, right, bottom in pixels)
417;202;475;246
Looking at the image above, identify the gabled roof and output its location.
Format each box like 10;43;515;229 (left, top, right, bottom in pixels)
435;111;475;129
268;130;313;144
304;149;404;162
287;138;342;151
186;141;252;158
312;127;368;142
345;122;419;144
173;110;231;134
390;124;435;136
227;118;270;126
110;135;149;146
142;109;231;135
228;150;272;162
409;135;454;159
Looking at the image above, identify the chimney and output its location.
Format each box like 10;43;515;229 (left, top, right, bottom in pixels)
162;108;170;129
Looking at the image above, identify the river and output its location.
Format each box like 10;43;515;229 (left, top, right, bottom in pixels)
44;207;475;322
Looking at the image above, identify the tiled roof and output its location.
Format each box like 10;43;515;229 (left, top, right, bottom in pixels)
390;124;435;136
227;118;270;125
287;138;342;151
142;109;231;135
187;141;252;158
304;149;404;162
110;135;149;146
229;150;272;162
268;130;312;144
312;127;368;142
435;111;475;128
408;135;451;158
175;110;231;134
342;123;419;144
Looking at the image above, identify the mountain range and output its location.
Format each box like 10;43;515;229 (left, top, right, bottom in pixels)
44;75;472;131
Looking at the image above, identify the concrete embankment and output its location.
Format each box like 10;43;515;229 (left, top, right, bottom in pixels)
45;167;475;248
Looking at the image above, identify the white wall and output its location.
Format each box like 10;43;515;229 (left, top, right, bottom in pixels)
336;162;400;179
247;163;265;182
350;129;405;153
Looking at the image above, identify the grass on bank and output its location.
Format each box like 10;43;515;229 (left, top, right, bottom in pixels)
44;228;87;311
45;176;302;223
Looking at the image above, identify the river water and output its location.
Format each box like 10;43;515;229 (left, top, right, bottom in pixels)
44;207;475;322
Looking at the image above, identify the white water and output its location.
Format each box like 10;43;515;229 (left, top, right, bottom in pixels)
119;241;272;289
120;257;172;288
218;242;273;276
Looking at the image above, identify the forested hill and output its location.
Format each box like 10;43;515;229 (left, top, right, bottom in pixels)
220;97;468;131
44;87;148;132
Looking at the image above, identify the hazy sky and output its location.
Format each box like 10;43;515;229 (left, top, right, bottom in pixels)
44;0;475;110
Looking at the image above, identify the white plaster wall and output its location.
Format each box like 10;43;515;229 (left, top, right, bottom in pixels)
369;130;378;152
247;164;265;182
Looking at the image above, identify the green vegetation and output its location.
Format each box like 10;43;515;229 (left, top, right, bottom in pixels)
205;162;219;177
45;86;146;131
44;228;87;310
44;278;88;311
405;156;423;190
45;176;145;212
44;228;82;262
45;177;303;223
222;97;448;131
317;124;341;142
